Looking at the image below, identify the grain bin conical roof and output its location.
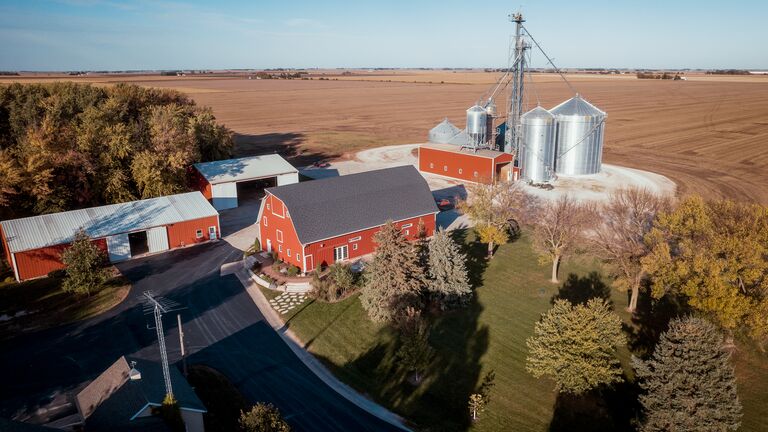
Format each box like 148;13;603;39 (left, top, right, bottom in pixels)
550;95;605;118
521;106;555;121
428;118;462;144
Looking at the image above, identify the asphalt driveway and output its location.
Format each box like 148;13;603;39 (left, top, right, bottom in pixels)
0;239;401;430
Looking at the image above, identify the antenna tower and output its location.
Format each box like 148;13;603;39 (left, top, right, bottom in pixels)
504;12;527;154
143;291;183;400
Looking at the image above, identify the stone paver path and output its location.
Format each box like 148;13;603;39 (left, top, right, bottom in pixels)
269;292;307;315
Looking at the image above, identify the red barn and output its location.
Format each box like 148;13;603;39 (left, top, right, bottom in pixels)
0;192;220;281
418;143;516;184
258;165;438;273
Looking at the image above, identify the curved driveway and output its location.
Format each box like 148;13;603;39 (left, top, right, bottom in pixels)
0;239;404;430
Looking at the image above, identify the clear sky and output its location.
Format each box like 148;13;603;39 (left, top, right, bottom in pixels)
0;0;766;71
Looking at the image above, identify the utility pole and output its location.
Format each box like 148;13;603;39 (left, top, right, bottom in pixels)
177;314;187;377
504;12;527;155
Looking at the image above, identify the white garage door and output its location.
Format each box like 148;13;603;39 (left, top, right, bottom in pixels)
147;226;170;253
106;233;131;263
211;182;238;210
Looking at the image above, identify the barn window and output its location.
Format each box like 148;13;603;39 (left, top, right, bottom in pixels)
458;168;463;174
279;245;283;253
287;249;291;257
429;163;434;169
334;245;348;261
267;203;271;210
404;229;410;236
443;165;448;172
352;243;358;251
296;253;301;261
262;216;268;226
286;211;290;218
196;229;203;239
474;171;479;178
348;236;362;242
401;223;413;229
276;230;283;243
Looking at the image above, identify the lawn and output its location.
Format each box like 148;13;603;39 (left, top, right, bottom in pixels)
0;269;130;339
277;230;768;431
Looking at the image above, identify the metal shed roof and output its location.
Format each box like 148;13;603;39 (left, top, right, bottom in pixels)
194;154;298;185
0;192;218;253
266;166;438;245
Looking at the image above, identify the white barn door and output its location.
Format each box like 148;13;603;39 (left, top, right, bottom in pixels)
211;182;238;210
106;233;131;263
147;227;170;253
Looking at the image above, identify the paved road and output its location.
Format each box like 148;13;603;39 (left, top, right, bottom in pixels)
0;239;401;431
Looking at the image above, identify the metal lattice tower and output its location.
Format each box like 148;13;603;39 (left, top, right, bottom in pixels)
504;12;528;154
143;291;183;400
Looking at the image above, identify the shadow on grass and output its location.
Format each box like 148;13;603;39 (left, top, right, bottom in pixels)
551;272;612;307
625;285;689;359
548;380;639;432
309;227;492;430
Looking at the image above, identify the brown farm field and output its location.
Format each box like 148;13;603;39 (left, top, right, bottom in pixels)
3;72;768;203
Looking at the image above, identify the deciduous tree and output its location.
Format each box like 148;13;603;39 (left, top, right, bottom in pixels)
531;195;591;283
458;181;533;257
589;187;670;312
642;195;768;340
360;222;425;323
239;403;291;432
526;298;625;394
633;316;742;432
426;228;472;310
61;229;109;296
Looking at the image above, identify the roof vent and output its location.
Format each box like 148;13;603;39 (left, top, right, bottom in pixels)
129;361;141;380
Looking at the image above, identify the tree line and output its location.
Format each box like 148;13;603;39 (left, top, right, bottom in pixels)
0;82;233;219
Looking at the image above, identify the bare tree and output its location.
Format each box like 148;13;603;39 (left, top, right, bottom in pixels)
531;195;591;283
588;187;671;312
458;181;535;257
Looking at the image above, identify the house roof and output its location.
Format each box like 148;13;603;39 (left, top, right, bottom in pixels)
194;154;298;185
0;192;218;253
78;356;206;431
266;165;438;244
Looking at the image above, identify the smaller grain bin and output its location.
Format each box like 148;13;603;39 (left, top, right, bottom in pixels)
466;104;488;148
520;106;556;182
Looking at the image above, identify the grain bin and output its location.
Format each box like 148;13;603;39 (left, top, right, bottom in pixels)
428;118;462;144
466;104;488;148
520;106;556;182
551;95;606;175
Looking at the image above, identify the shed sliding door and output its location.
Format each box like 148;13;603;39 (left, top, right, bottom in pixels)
147;227;170;253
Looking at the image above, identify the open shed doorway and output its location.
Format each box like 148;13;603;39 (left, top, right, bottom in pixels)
128;231;149;256
236;177;276;204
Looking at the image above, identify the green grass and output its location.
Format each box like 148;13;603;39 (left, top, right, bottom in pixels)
276;230;768;431
0;272;130;339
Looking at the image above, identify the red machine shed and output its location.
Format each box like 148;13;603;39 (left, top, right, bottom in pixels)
258;166;439;273
0;192;220;281
418;143;517;184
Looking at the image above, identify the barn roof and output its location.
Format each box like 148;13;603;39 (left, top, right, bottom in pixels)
194;154;298;185
266;166;438;244
0;192;218;253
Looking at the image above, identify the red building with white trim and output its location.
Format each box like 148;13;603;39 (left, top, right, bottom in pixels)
258;166;438;273
0;192;220;281
418;143;516;184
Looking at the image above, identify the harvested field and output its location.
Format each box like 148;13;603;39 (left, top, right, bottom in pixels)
3;72;768;203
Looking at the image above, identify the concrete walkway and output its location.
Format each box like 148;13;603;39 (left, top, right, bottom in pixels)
234;269;410;431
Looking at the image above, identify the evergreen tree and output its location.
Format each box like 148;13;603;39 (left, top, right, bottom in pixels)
633;316;742;432
239;403;291;432
396;308;433;384
61;228;109;296
526;298;625;394
360;221;424;323
427;228;472;310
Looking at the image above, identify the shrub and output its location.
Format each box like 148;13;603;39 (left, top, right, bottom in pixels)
271;262;281;273
329;263;355;292
270;251;278;261
253;237;261;251
47;269;67;279
251;261;262;273
287;265;299;277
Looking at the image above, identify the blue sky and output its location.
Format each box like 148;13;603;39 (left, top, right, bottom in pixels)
0;0;765;71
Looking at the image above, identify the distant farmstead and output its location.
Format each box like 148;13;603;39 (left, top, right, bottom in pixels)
0;192;220;281
193;154;299;211
258;166;439;273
